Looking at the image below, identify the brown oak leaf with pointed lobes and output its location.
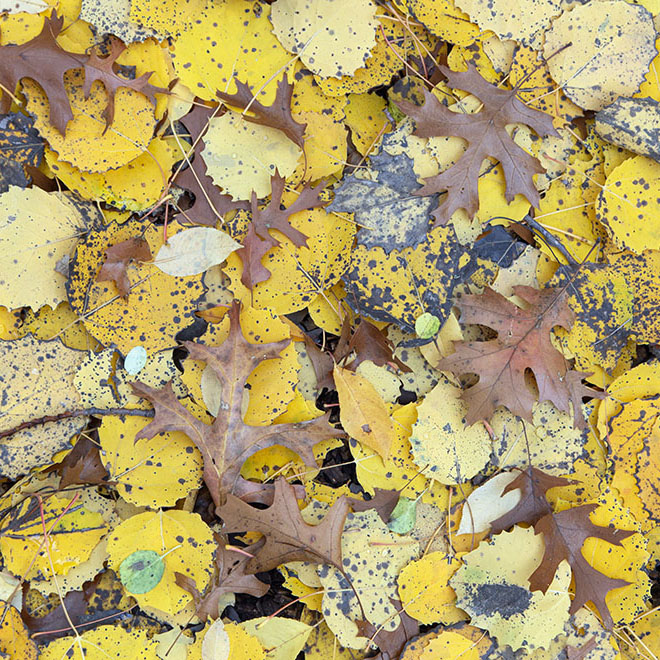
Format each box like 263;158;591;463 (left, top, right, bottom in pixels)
439;285;593;427
81;37;166;132
174;103;248;226
489;466;575;535
216;75;307;150
175;533;268;620
356;599;419;660
530;505;634;628
0;15;82;133
238;174;329;289
217;478;349;573
396;64;557;225
132;301;343;506
96;237;152;299
251;172;326;247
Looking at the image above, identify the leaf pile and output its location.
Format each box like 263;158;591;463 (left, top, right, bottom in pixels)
0;0;659;658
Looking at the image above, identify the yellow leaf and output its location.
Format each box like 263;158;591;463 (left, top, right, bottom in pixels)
106;509;214;615
0;495;106;581
40;625;159;660
333;365;395;460
396;0;478;46
271;0;378;79
171;0;292;104
239;617;311;660
410;377;491;484
23;71;156;172
0;187;93;309
202;111;302;200
343;92;390;156
98;415;203;508
397;552;466;625
597;155;660;253
0;602;37;660
419;630;480;660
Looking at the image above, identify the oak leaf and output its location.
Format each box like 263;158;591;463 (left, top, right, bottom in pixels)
217;75;307;150
356;599;419;660
489;469;635;628
439;285;592;426
96;236;152;299
175;533;268;620
237;174;328;289
132;301;342;506
174;103;248;226
217;477;349;572
396;65;557;225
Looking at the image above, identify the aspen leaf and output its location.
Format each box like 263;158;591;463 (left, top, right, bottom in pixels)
333;365;395;460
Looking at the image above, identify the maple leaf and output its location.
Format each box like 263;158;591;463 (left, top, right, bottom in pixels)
132;301;343;506
96;236;152;299
396;64;557;225
175;532;268;620
530;506;634;627
174;103;248;226
0;15;82;133
439;284;592;426
217;477;349;572
81;37;166;131
216;75;307;150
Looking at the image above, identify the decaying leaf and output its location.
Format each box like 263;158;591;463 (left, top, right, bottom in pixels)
96;236;152;299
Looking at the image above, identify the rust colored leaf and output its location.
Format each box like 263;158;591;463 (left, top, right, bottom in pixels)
57;435;108;489
530;505;634;627
174;103;248;226
132;301;343;506
81;37;166;131
217;477;349;572
96;236;152;299
217;75;307;150
439;285;593;426
303;335;335;391
175;533;268;620
396;65;557;225
236;223;277;289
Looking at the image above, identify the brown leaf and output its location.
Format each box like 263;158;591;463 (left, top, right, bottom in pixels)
81;37;166;131
132;301;343;506
217;75;307;150
356;599;419;660
439;285;591;426
303;335;335;391
57;435;108;489
0;15;82;133
489;466;575;534
238;174;329;289
217;478;349;572
349;488;400;524
175;533;268;620
251;172;326;247
396;65;557;225
236;222;278;289
530;505;634;627
96;236;152;299
336;318;410;373
174;103;248;226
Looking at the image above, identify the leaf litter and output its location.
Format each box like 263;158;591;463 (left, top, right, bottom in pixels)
0;0;658;659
